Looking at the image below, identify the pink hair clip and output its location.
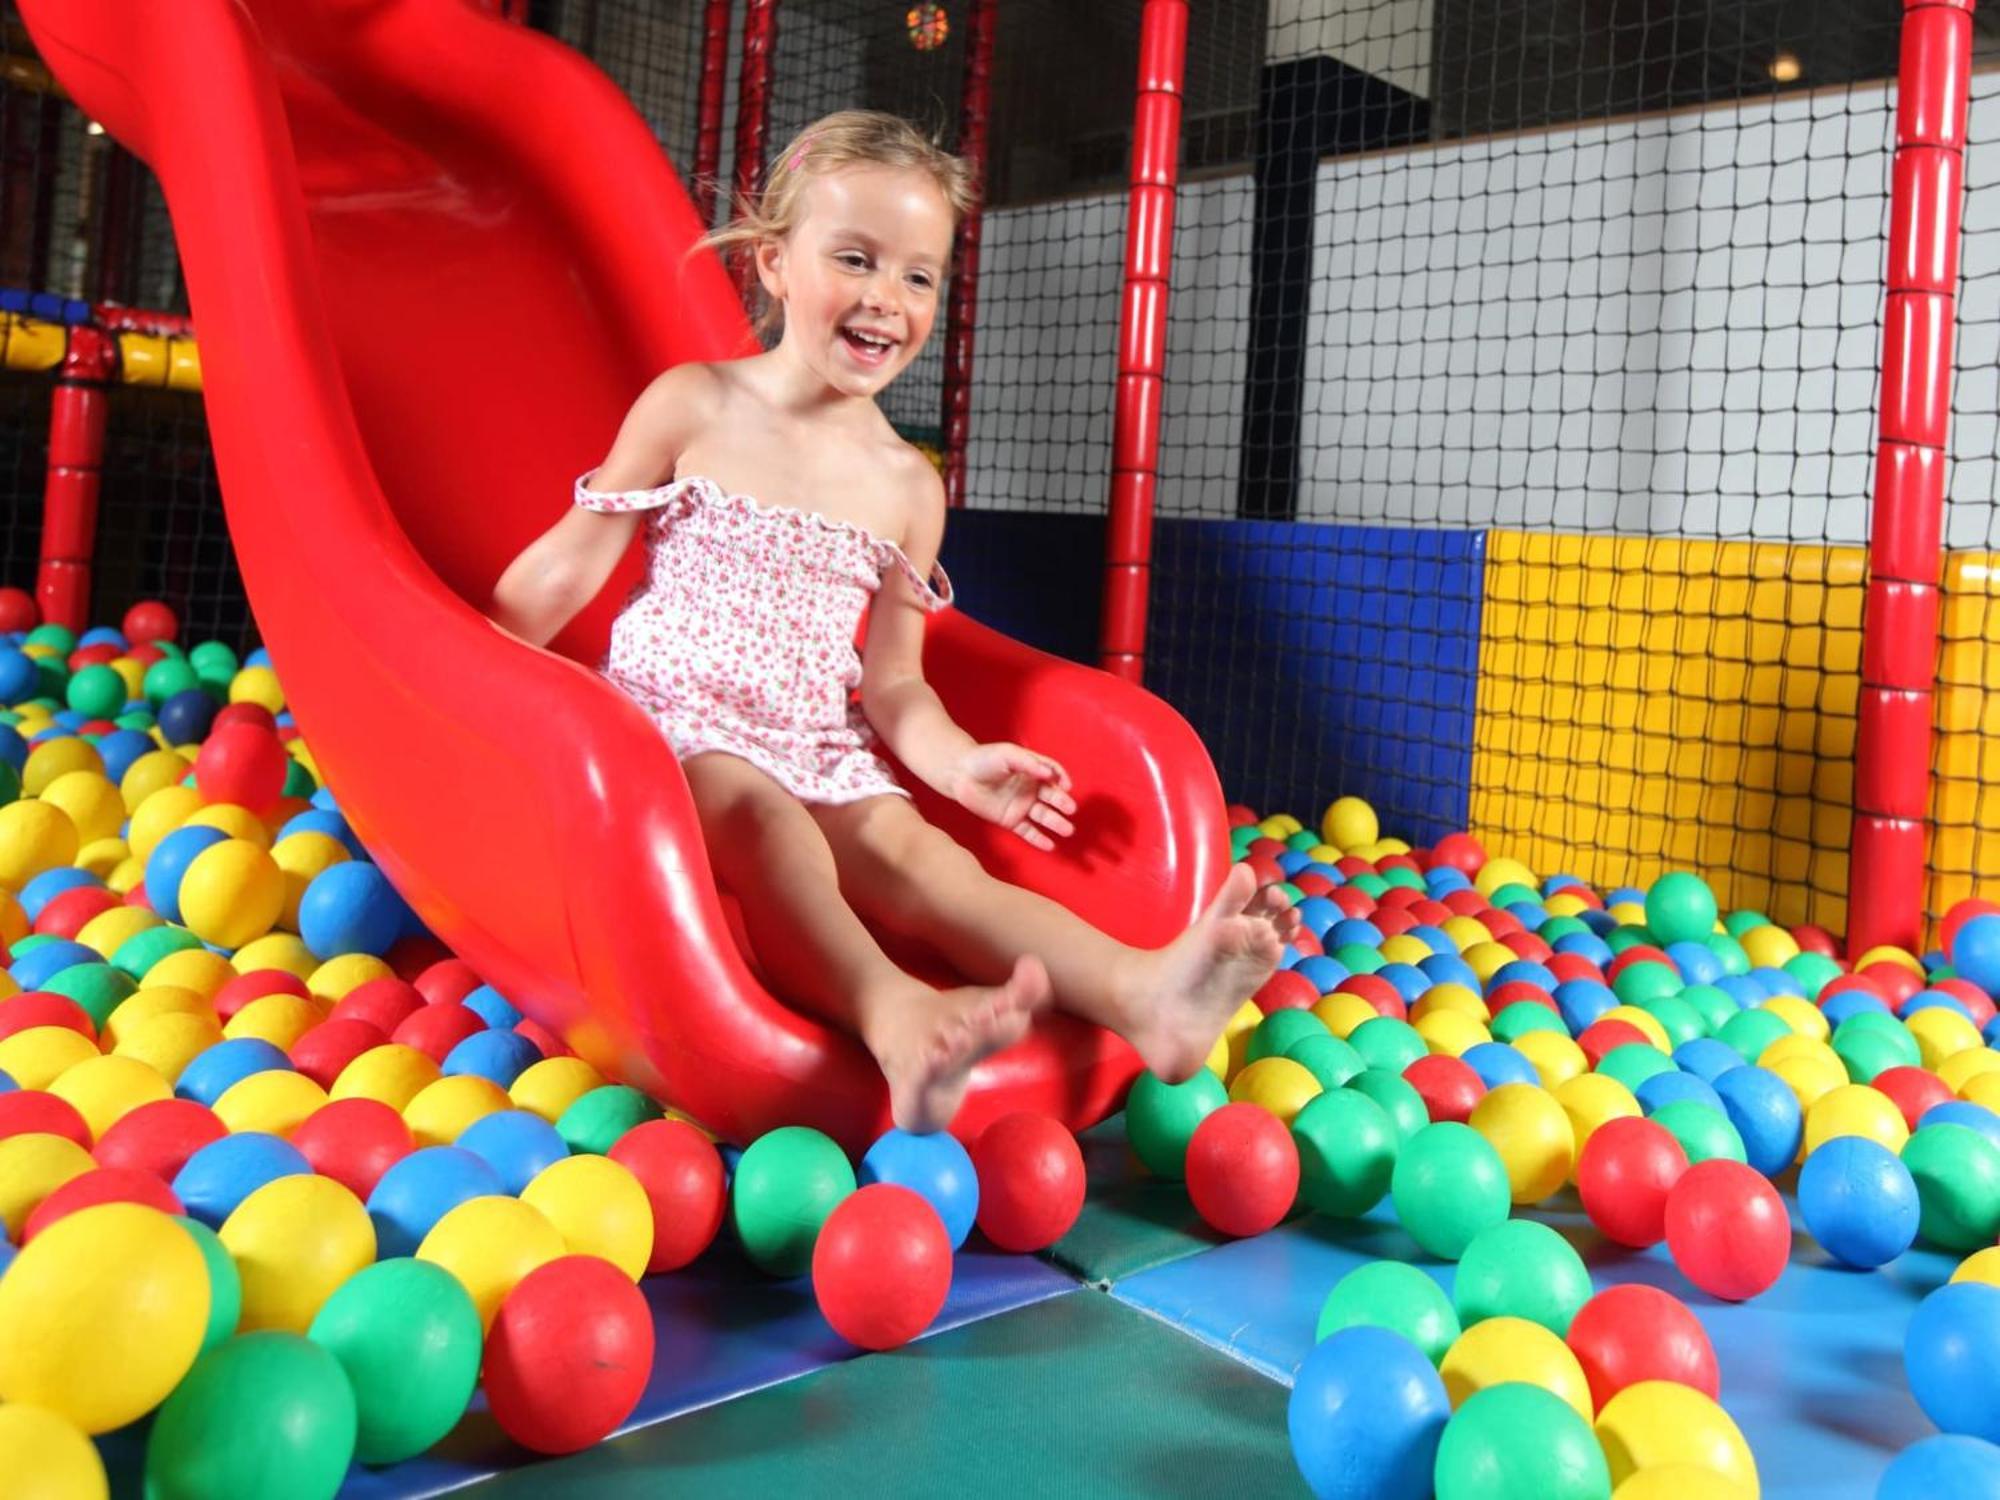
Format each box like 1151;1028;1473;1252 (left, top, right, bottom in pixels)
787;131;818;167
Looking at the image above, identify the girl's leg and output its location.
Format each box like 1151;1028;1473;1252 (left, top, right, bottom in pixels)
683;752;1050;1130
809;794;1299;1082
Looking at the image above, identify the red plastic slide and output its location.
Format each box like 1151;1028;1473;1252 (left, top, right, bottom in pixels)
19;0;1228;1151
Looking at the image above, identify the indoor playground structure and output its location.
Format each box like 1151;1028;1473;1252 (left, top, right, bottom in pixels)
5;0;2000;1496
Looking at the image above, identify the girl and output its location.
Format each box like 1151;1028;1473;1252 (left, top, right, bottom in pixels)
492;111;1299;1133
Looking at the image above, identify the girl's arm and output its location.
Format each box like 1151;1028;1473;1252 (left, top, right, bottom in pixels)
489;365;714;646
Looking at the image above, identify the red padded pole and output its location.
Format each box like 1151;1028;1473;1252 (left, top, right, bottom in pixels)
1099;0;1185;683
939;0;993;509
1850;0;1975;957
729;0;777;310
38;325;114;632
692;0;731;227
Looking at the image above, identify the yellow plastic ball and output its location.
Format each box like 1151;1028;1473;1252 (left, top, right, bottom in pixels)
107;658;145;700
1854;945;1925;976
1768;1050;1848;1121
1311;992;1380;1040
0;801;79;893
213;1069;328;1138
1319;797;1378;852
177;839;284;950
0;1133;95;1238
1412;983;1489;1025
127;784;202;862
73;906;156;961
1377;934;1434;968
1545;892;1591;918
1601;1006;1673;1053
1554;1072;1642;1158
1377;838;1412;856
47;1055;170;1142
1595;1381;1759;1496
1804;1083;1910;1157
37;772;124;849
1607;902;1649;928
509;1056;606;1123
0;970;17;1004
1255;816;1291;841
416;1195;565;1331
219;1174;374;1335
1438;1315;1593;1422
0;1400;110;1500
1951;1244;2000;1288
119;749;191;814
0;1204;208;1433
1221;998;1264;1079
222;993;323;1052
1469;1082;1576;1203
331;1044;440;1112
21;739;102;798
520;1154;655;1282
1611;1466;1753;1500
105;985;211;1046
104;855;147;896
308;952;394;1001
1739;925;1801;969
1474;857;1537;901
0;1027;99;1092
1908;1007;1984;1071
113;1011;223;1086
1414;1008;1491;1059
270;831;349;931
0;890;26;948
1961;1071;2000;1112
1441;916;1493;953
1226;1057;1323;1126
229;664;286;713
182;802;269;851
403;1074;512;1148
1203;1031;1230;1080
1307;843;1341;863
228;932;317;982
1757;1032;1839;1074
1515;1030;1588;1091
1461;942;1518;986
1938;1047;2000;1094
1760;994;1829;1043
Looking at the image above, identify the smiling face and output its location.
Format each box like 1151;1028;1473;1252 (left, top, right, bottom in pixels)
756;164;957;400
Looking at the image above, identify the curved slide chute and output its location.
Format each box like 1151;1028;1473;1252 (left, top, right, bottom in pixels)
18;0;1228;1151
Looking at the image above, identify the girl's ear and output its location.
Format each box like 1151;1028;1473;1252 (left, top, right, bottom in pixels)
753;236;785;304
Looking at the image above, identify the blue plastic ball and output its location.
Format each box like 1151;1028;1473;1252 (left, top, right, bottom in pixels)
1665;941;1724;987
1673;1037;1745;1083
0;650;36;706
277;807;367;860
7;937;97;991
1426;867;1470;895
1287;1326;1449;1500
299;861;408;959
1717;974;1770;1008
1329;918;1384;950
1799;1136;1921;1269
1293;955;1349;995
365;1147;504;1259
145;823;230;923
1489;960;1558;993
174;1037;294;1107
1907;1282;2000;1443
1953;916;2000;1004
19;867;102;921
1276;850;1313;877
1638;1070;1724;1116
1822;989;1894;1027
1406;925;1456;957
94;728;156;785
156;687;219;746
1906;991;1978;1025
1555;979;1618;1033
1419;954;1481;992
460;986;522;1030
0;1067;16;1094
1375;963;1430;1003
859;1128;979;1250
1878;1435;2000;1500
1920;1102;2000;1156
455;1110;570;1195
1295;897;1341;938
1753;966;1807;1000
441;1029;541;1089
1712;1064;1804;1178
172;1132;311;1227
0;723;23;773
1461;1042;1538;1090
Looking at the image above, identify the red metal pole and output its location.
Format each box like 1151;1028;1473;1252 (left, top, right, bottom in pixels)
1098;0;1186;683
940;0;993;509
730;0;778;311
1850;0;1974;957
38;325;114;632
693;0;733;227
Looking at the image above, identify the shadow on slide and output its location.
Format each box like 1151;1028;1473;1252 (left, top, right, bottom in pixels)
18;0;1229;1150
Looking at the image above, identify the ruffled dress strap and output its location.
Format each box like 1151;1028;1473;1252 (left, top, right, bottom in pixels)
572;469;700;515
880;543;955;614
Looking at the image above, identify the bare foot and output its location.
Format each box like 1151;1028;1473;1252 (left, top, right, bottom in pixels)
867;956;1054;1133
1115;864;1302;1082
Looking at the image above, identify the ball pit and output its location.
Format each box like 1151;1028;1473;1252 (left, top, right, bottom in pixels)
1288;1325;1450;1500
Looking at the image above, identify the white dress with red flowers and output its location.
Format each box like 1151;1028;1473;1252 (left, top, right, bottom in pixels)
573;471;954;805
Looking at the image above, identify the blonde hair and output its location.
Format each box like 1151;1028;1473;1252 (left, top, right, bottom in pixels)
697;110;979;337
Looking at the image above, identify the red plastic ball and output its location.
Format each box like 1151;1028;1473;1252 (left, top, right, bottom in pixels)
414;958;483;1007
210;701;278;735
1818;974;1887;1007
329;976;428;1032
1499;931;1554;962
1225;804;1260;828
1184;1101;1299;1238
0;1089;92;1148
1247;838;1286;860
1247;854;1284;887
1565;1284;1720;1409
1373;908;1419;940
1548;952;1608;986
1290;928;1324;959
193;721;290;816
1335;973;1406;1021
1872;1066;1956;1134
128;643;166;668
290;1017;390;1090
811;1183;953;1350
0;992;97;1045
213;967;313;1023
513;1019;572;1059
1404;1054;1488;1124
1607;945;1675;981
391;1002;486;1063
971;1112;1086;1252
1577;1018;1653;1068
22;1166;183;1242
1293;873;1336;899
1328;887;1378;920
1929;977;1997;1029
385;933;453;981
1664;1159;1792;1301
1577;1115;1689;1248
32;886;121;941
290;1097;414;1200
1441;889;1489;917
1480;908;1525;941
1408;899;1455;927
121;599;178;645
608;1118;727;1273
483;1256;653;1455
91;1098;227;1180
1377;854;1423;877
1864;964;1924;1007
1376;885;1425;911
1431;832;1488;875
66;644;122;672
1255;970;1320;1014
1487;981;1559;1015
1791;924;1842;961
123;883;154;910
0;586;39;634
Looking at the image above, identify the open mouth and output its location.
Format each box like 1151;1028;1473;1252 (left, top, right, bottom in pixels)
839;326;898;366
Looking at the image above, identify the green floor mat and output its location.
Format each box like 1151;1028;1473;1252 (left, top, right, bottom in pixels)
470;1290;1303;1500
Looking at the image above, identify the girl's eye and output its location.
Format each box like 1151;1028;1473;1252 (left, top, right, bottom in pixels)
908;275;934;291
836;253;868;269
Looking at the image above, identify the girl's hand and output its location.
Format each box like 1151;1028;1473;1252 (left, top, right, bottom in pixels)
948;742;1077;852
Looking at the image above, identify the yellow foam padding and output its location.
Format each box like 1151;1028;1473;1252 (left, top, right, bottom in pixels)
1472;530;1862;934
1929;553;2000;939
0;312;68;372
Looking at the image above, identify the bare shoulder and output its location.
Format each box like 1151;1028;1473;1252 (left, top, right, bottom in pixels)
883;442;948;561
630;361;727;434
591;362;726;491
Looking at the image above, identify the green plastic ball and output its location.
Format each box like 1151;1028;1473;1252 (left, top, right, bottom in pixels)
308;1258;482;1464
23;624;77;655
1603;925;1659;955
1595;1043;1675;1095
1125;1068;1227;1179
1332;942;1386;976
110;923;206;981
1382;867;1425;892
1834;1011;1921;1068
1903;1122;2000;1251
1389;1121;1511;1260
1649;1099;1748;1166
145;1333;358;1500
174;1216;241;1355
1285;829;1320;851
39;962;138;1030
1833;1027;1911;1084
1247;1008;1328;1066
1490;1003;1567;1044
1491;883;1541;909
1702;934;1753;976
0;762;17;806
1292;1087;1396;1216
65;664;126;719
730;1125;856;1276
1676;984;1740;1036
1611;962;1681;1008
1315;1260;1459;1362
1783;951;1844;1002
1723;909;1771;937
1631;993;1706;1049
1285;1031;1365;1089
1451;1218;1593;1335
189;640;240;678
1350;1016;1428;1075
143;657;201;706
1645;872;1718;947
555;1084;664;1155
1433;1382;1611;1500
1718;1006;1793;1064
1347;1069;1429;1144
283;758;318;797
1538;916;1591;943
115;710;155;732
1349;873;1392;899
